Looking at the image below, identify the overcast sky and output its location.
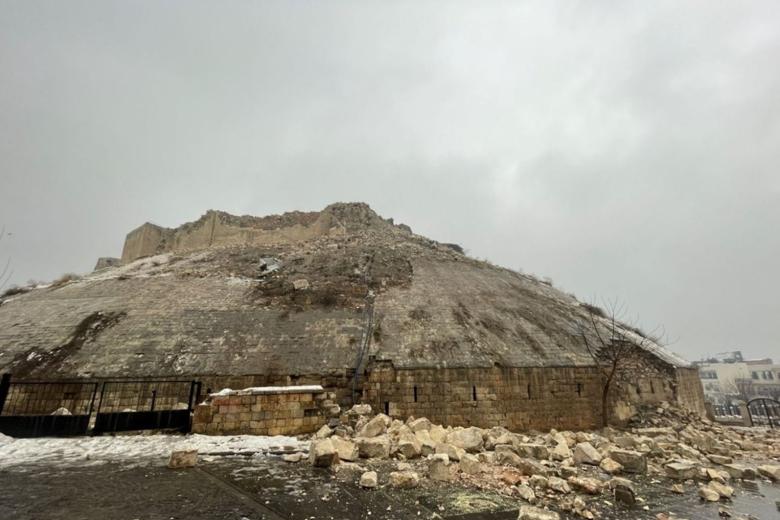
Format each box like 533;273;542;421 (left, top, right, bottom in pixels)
1;1;778;361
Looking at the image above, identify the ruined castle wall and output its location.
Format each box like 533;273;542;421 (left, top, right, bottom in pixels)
361;364;707;431
120;223;166;263
673;367;707;416
191;387;328;436
362;365;604;431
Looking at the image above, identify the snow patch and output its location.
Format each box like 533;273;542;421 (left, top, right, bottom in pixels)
0;434;305;469
210;385;324;397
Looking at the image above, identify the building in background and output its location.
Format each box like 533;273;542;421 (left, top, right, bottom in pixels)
695;351;780;416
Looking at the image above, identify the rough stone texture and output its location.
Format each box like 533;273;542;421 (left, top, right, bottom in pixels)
608;449;647;474
572;442;602;465
192;387;327;436
0;203;705;432
309;438;338;467
758;465;780;481
518;505;560;520
331;437;359;462
356;436;390;459
429;453;452;481
167;450;197;469
359;471;377;488
388;471;420;489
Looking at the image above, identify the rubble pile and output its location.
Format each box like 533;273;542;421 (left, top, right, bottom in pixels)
282;402;780;519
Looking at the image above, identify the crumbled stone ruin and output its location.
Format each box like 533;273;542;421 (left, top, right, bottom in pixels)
2;202;778;518
0;202;705;430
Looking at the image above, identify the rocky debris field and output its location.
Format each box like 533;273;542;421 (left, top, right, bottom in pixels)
286;402;780;520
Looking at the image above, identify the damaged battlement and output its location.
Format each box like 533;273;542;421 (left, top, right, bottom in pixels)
120;202;410;263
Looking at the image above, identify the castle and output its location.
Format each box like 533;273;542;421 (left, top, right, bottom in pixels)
0;203;705;432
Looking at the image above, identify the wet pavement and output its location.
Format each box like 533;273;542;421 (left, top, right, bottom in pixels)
1;455;778;520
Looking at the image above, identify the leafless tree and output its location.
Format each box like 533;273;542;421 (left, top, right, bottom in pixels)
577;299;671;427
0;225;12;294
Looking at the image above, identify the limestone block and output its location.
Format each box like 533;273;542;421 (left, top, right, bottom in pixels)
309;438;339;467
608;449;647;474
458;453;483;475
331;437;359;462
389;471;420;489
359;471;378;488
357;435;390;459
573;442;602;466
517;505;560;520
447;427;484;453
429;453;452;481
168;450;198;469
599;458;623;475
357;414;390;438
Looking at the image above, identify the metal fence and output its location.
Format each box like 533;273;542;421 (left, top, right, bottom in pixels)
0;374;200;437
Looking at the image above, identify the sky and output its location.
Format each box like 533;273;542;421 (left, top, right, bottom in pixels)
1;1;778;361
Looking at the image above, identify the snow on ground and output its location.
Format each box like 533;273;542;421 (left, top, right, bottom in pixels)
0;433;306;469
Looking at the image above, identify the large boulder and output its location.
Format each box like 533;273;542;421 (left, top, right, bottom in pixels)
448;427;484;453
573;442;602;466
547;476;571;494
550;442;572;461
567;476;603;495
408;417;431;432
168;450;198;469
309;438;339;467
458;453;483;475
517;443;549;460
359;471;378;488
357;414;391;438
665;461;698;480
516;484;536;503
435;442;465;461
357;435;390;459
414;430;437;456
348;404;373;416
331;437;359;462
429;453;453;481
389;471;420;489
722;463;758;480
599;457;623;475
608;449;647;474
397;437;422;459
758;465;780;481
429;425;448;443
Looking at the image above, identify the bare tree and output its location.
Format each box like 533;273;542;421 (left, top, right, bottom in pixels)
0;225;12;294
577;299;671;427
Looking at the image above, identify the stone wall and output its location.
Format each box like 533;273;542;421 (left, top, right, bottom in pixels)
361;363;706;431
362;363;604;431
191;385;330;436
121;223;168;263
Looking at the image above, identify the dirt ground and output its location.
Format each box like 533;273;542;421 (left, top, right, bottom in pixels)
1;454;778;520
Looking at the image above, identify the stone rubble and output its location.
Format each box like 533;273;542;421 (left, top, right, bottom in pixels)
283;402;780;518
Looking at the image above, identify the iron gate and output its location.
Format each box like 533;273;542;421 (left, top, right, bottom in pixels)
0;374;98;437
746;397;779;428
93;379;200;434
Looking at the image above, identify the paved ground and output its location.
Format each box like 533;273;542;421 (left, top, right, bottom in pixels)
1;455;778;520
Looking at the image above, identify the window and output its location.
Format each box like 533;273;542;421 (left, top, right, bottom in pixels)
751;371;759;380
413;386;418;403
472;386;477;401
527;383;531;399
576;383;582;397
384;401;390;415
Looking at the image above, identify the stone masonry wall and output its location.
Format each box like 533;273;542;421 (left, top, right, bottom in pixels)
362;364;707;431
362;364;604;431
192;386;330;436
